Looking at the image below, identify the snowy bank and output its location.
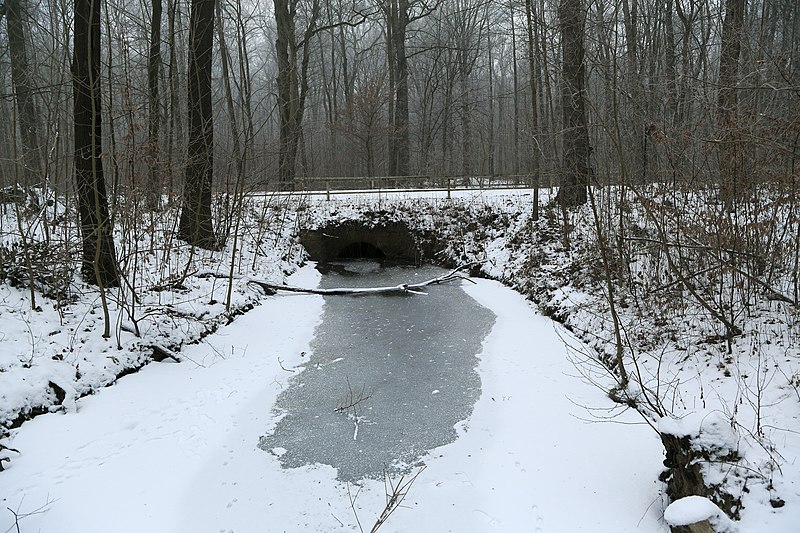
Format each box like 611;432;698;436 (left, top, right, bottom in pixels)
1;194;305;437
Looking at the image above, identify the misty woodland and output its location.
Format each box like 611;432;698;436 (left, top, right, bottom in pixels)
1;0;799;532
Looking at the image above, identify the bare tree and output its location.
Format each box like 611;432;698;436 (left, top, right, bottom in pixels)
273;0;320;188
717;0;745;206
382;0;439;177
146;0;163;209
273;0;369;186
178;0;217;248
4;0;43;186
383;0;409;176
73;0;119;286
525;0;540;219
558;0;588;207
167;0;186;188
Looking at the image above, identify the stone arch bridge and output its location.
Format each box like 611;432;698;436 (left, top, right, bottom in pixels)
300;221;421;263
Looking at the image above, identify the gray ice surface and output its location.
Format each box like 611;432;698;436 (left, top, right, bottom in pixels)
258;262;496;482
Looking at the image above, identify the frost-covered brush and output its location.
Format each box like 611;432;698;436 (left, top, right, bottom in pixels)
245;261;484;296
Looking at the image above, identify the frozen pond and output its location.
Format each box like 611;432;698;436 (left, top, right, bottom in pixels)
259;261;496;482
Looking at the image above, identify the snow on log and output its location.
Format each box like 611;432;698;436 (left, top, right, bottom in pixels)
664;495;734;533
247;262;482;296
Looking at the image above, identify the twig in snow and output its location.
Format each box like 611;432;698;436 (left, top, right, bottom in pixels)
278;357;295;373
345;465;426;533
331;512;345;527
5;496;57;533
370;466;426;532
347;482;365;533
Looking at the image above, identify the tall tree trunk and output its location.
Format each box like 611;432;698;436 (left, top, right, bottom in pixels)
386;1;397;176
234;0;254;148
295;4;319;181
217;0;243;183
178;0;217;248
233;0;254;184
663;0;678;127
558;0;588;207
319;26;335;173
525;0;541;220
539;0;558;173
167;0;184;194
385;0;410;177
510;0;520;176
274;0;319;187
217;0;242;239
675;1;697;126
6;0;43;186
73;0;119;286
103;2;120;209
394;0;410;176
621;0;644;182
718;0;746;206
274;0;297;187
460;67;471;178
486;6;494;177
147;0;163;209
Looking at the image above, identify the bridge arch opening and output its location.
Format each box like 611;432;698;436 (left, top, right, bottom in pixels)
337;241;386;260
301;222;418;263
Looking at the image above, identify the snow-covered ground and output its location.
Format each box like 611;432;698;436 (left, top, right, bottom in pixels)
0;266;667;532
2;187;799;531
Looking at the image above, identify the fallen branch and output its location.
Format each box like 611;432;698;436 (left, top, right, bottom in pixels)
247;262;483;296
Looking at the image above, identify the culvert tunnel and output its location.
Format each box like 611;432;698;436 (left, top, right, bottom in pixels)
300;222;419;263
336;241;386;259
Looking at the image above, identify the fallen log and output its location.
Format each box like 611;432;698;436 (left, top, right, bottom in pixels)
247;262;481;296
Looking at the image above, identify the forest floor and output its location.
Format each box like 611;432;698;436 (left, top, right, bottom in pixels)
1;188;798;532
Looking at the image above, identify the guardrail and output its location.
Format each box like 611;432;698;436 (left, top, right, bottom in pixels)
265;174;551;200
